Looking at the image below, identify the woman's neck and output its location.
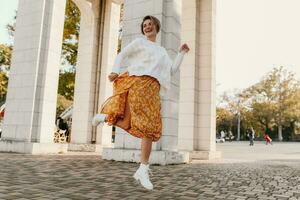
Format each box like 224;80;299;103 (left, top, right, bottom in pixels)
147;35;156;43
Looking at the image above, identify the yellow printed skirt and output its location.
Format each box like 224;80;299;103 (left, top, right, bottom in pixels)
100;72;162;142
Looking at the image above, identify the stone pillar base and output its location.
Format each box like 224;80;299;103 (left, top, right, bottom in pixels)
102;148;190;165
68;144;102;154
190;151;222;160
0;140;68;154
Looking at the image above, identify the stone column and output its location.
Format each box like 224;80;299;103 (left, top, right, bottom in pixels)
102;0;189;165
178;0;198;152
160;0;181;151
97;0;121;149
178;0;221;160
69;0;101;151
0;0;67;154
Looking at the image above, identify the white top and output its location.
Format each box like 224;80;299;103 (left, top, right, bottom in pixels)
112;37;186;96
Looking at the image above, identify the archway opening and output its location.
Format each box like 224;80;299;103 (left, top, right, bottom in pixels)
54;0;81;144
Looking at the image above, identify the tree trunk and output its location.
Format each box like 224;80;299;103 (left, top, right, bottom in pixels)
290;121;295;141
278;124;283;141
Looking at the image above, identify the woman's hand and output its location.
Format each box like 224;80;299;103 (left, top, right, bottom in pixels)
179;43;190;53
108;72;119;82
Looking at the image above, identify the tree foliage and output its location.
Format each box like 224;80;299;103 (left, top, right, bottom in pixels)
6;11;16;38
58;72;75;101
61;0;80;67
217;66;300;141
216;107;234;133
0;44;12;69
0;72;8;104
247;67;300;140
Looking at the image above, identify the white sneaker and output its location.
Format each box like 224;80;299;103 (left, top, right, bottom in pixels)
133;163;153;190
92;114;106;126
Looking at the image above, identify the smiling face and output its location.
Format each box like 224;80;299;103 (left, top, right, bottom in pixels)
142;19;157;38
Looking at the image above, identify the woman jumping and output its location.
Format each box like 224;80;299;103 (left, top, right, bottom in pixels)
92;15;189;190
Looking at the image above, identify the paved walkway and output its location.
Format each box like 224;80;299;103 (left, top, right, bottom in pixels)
0;142;300;199
217;141;300;162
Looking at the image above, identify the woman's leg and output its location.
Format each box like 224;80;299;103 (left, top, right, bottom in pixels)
115;97;131;130
140;137;153;164
134;137;154;190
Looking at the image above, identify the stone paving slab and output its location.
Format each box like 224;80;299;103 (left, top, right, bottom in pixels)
0;152;300;200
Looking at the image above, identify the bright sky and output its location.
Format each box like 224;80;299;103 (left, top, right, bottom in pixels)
216;0;300;95
0;0;300;95
0;0;18;44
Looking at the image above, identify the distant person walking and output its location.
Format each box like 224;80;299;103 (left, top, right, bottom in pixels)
228;130;234;142
248;128;255;146
220;130;226;140
265;133;273;145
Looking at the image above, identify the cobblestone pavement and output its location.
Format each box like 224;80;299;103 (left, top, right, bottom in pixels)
0;143;300;200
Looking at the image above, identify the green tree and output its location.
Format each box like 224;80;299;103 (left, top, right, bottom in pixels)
0;44;12;70
272;67;300;140
244;66;300;140
0;72;8;103
0;13;14;103
6;11;16;38
219;90;250;140
61;0;80;67
216;107;234;134
284;88;300;138
251;101;275;133
58;72;75;101
56;0;80;115
243;79;276;135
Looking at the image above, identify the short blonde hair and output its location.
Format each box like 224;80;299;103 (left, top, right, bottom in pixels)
141;15;161;35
